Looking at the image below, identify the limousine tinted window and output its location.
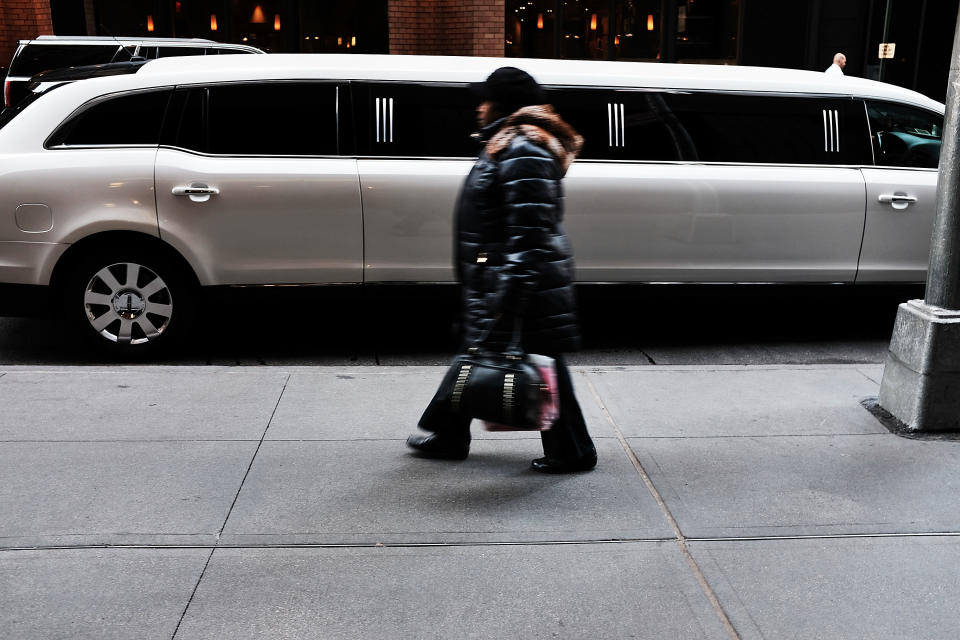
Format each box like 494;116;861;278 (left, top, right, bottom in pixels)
355;83;478;157
867;101;942;169
198;83;338;155
547;88;685;161
50;89;172;147
161;87;205;151
657;93;872;165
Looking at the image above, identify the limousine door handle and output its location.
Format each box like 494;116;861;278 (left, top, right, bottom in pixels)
172;184;220;203
878;193;918;210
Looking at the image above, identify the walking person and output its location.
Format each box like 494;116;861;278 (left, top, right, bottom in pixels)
407;67;597;473
825;52;846;75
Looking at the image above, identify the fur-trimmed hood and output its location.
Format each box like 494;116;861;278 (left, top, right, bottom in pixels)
485;105;583;174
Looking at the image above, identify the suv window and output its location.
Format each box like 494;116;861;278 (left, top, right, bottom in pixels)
867;101;942;169
167;83;339;156
9;44;121;77
355;83;478;158
49;89;172;147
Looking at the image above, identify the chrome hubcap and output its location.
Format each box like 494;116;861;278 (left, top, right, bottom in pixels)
112;290;146;320
84;263;173;345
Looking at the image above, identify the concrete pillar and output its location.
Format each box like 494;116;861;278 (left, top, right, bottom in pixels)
877;6;960;432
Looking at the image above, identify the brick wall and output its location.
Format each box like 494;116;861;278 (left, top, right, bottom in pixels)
389;0;504;57
0;0;54;69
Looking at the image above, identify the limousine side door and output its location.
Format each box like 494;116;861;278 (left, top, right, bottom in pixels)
353;82;477;283
551;90;871;283
858;100;942;283
154;82;363;286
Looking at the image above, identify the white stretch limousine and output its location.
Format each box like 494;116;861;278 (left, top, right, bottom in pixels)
0;54;944;354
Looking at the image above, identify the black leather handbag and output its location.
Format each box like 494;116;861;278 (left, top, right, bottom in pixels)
433;319;548;430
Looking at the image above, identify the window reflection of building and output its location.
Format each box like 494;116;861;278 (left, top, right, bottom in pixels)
505;0;739;63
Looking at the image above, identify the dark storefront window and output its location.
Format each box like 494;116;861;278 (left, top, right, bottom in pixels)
675;0;739;61
299;1;388;54
505;0;558;59
89;1;387;53
614;1;661;61
506;0;739;63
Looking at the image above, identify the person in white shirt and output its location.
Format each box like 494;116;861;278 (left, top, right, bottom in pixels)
825;52;846;75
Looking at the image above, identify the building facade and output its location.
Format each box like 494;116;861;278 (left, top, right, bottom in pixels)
0;0;956;102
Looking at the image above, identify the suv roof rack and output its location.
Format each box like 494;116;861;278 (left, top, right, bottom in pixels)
30;35;218;44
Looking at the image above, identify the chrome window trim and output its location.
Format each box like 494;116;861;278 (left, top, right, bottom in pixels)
863;100;877;166
157;145;346;160
350;154;935;172
47;143;160;150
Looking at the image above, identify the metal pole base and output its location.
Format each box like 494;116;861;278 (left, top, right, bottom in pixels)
879;300;960;432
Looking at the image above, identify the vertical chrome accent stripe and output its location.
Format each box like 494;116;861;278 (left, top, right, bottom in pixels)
620;103;626;147
827;111;834;152
375;98;381;143
335;85;339;153
607;103;613;147
823;109;828;152
389;98;394;143
613;102;620;147
833;109;840;152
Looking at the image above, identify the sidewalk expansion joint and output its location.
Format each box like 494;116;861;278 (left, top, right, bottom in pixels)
215;374;291;542
857;368;881;386
170;547;214;640
582;371;741;640
0;538;676;552
8;531;960;554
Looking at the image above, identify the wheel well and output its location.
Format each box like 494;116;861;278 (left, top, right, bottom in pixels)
51;231;200;292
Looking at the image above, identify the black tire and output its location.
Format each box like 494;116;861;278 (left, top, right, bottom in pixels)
60;247;198;359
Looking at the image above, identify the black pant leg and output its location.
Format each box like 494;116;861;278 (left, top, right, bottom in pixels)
418;377;472;444
540;355;596;461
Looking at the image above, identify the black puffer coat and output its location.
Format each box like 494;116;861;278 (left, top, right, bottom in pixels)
455;105;584;354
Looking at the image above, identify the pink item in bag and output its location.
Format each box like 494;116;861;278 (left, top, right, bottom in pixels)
483;354;559;431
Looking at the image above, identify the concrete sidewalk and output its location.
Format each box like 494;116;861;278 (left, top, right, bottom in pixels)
2;363;959;639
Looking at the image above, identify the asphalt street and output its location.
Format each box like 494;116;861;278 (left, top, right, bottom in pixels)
0;285;919;365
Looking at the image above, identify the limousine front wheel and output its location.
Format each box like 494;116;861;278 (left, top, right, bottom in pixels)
62;249;197;357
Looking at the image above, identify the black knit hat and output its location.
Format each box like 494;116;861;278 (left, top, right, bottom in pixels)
469;66;544;114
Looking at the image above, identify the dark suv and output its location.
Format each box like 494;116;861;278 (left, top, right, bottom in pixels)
3;35;263;108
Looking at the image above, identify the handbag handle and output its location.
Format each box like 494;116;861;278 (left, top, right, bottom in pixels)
469;315;523;358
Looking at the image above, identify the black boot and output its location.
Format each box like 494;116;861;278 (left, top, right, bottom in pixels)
407;433;469;460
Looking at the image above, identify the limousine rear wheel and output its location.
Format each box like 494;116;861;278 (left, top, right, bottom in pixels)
62;248;197;358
